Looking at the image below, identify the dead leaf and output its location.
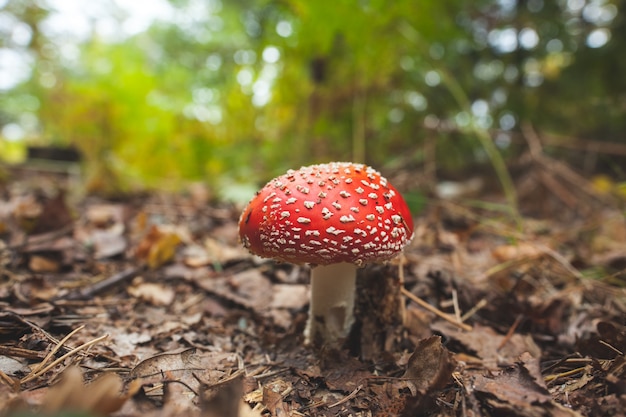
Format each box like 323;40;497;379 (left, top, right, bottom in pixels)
183;244;213;267
28;255;60;273
432;322;541;369
135;225;182;269
128;279;175;306
196;269;273;312
269;284;308;310
323;353;370;393
517;351;548;390
13;195;42;233
201;375;245;417
129;348;236;397
204;237;248;265
260;379;292;417
398;335;456;395
0;355;30;376
91;223;127;259
86;204;125;227
0;383;25;416
108;331;153;358
42;366;130;416
492;242;543;262
470;361;583;416
162;377;197;412
16;276;59;301
31;191;73;235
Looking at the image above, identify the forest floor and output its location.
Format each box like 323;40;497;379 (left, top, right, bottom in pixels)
0;159;625;417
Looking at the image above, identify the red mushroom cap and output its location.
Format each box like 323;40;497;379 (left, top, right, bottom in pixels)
238;162;414;266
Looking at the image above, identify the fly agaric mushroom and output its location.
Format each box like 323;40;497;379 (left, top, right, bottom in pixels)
238;162;414;346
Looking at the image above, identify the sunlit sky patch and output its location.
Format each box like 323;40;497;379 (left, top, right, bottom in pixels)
42;0;175;42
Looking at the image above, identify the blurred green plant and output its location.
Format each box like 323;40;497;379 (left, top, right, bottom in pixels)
0;0;624;201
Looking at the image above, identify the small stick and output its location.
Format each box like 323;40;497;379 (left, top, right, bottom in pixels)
460;298;487;322
497;315;523;351
60;267;140;301
401;287;472;331
0;345;48;360
598;340;623;356
0;370;15;388
544;367;588;383
21;333;109;384
29;325;85;375
328;384;363;408
451;289;461;322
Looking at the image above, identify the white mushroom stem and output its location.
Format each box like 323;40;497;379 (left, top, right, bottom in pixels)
304;262;357;346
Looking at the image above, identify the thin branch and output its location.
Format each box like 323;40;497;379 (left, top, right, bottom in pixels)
401;287;472;331
59;267;140;301
21;333;109;384
29;325;85;376
328;384;363;408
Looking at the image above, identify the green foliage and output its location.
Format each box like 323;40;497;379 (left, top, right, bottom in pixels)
0;0;624;197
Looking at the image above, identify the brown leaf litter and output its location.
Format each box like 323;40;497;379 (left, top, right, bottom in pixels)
0;166;626;416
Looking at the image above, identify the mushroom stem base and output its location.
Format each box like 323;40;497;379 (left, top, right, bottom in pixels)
305;262;357;346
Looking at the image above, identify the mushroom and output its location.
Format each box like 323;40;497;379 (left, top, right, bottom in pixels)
238;162;414;346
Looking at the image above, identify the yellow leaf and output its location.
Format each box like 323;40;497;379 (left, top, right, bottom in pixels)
148;230;181;269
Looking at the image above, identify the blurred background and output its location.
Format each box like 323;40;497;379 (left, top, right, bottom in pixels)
1;0;624;203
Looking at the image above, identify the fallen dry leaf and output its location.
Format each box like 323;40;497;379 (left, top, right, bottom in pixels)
129;348;236;397
432;322;542;369
86;203;125;227
28;254;60;273
400;335;456;395
128;279;176;306
201;375;245;417
42;366;131;416
30;191;74;235
135;225;183;269
90;223;127;259
492;242;543;262
0;355;30;376
470;360;583;417
196;269;274;312
268;284;308;310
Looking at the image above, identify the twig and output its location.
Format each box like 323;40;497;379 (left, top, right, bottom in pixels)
0;344;48;360
29;325;85;376
0;370;15;388
544;367;588;384
328;384;363;408
21;332;109;384
480;256;542;281
8;224;75;251
0;312;71;355
541;131;626;156
497;315;523;351
401;287;472;331
598;340;623;356
460;298;487;322
60;267;140;301
522;123;611;205
251;367;290;380
451;289;461;322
